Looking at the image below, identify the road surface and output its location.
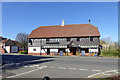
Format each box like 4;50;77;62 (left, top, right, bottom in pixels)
1;53;119;78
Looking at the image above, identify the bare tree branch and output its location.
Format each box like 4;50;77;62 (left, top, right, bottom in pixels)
15;33;29;50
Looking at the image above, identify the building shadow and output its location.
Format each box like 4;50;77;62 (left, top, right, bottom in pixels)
1;54;57;70
4;59;54;70
2;59;55;78
1;54;57;63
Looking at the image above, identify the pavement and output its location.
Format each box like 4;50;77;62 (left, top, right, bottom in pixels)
0;53;119;79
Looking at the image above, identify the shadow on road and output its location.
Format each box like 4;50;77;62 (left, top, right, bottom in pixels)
1;54;56;70
7;59;55;70
2;54;57;63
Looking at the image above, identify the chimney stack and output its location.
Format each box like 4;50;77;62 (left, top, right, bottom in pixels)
61;19;65;26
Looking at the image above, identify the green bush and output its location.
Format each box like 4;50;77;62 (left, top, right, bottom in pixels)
65;50;68;56
19;51;28;54
65;53;68;56
115;48;120;57
101;48;120;57
77;52;80;56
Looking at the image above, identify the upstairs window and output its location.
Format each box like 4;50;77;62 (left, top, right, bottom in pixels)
29;39;32;45
67;38;70;41
55;38;59;42
77;38;80;41
46;38;49;41
80;39;81;41
90;38;94;41
77;38;81;41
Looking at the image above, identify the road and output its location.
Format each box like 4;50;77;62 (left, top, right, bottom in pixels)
1;53;119;78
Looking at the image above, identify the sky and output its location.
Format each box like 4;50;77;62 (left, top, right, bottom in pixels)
2;2;118;42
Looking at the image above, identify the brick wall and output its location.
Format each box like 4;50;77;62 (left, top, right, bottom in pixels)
28;52;95;56
28;53;41;55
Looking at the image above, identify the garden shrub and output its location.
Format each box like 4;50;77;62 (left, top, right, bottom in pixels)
65;50;68;56
101;48;120;57
19;51;28;54
115;48;120;57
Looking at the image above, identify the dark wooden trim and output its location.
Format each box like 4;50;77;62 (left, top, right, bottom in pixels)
28;36;100;39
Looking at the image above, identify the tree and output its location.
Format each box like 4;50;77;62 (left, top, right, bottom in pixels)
100;37;111;51
104;36;111;44
100;39;106;45
15;33;29;51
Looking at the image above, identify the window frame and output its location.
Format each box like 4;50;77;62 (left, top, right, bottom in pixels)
33;48;36;51
46;38;49;41
67;38;70;41
77;38;80;41
90;37;94;41
80;39;81;41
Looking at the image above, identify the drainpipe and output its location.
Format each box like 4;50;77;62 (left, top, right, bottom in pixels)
40;39;42;55
41;39;42;55
89;20;91;56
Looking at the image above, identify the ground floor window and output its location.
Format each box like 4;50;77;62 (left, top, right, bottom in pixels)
33;48;36;51
42;47;99;56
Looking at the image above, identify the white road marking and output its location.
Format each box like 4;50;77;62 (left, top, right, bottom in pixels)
29;65;34;67
87;69;118;78
91;70;101;72
68;68;76;70
88;73;101;78
58;67;66;69
24;65;39;68
24;66;29;67
49;66;55;68
32;65;39;67
15;63;20;65
101;70;118;75
79;69;88;71
7;66;47;78
104;70;118;73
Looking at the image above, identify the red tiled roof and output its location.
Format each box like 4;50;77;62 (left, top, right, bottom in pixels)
28;24;100;38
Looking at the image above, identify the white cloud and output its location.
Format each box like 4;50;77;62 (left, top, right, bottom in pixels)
103;35;111;38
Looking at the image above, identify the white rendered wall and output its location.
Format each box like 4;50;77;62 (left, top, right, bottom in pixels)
50;49;58;53
41;49;47;53
28;47;41;53
5;46;10;53
65;48;70;53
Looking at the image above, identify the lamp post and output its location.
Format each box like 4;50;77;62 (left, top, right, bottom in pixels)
89;20;91;56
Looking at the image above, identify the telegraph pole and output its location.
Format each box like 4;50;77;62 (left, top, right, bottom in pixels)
89;20;91;56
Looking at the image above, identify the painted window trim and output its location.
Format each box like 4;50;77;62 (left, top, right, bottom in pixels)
33;48;36;51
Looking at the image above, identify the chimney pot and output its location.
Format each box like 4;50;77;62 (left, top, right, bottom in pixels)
61;19;65;26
